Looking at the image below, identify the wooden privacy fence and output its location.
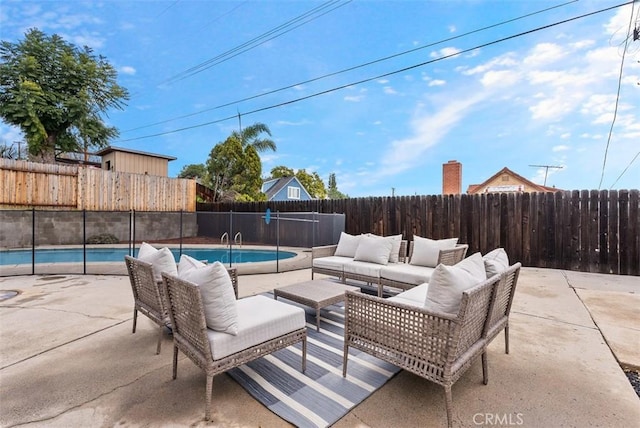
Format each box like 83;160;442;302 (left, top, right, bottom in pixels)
0;158;196;211
199;190;640;276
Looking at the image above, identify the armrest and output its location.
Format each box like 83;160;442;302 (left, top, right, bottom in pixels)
438;244;468;265
226;267;239;299
345;291;458;357
312;244;338;259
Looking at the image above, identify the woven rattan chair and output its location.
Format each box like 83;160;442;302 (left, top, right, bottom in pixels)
161;272;307;421
124;255;171;354
343;274;501;428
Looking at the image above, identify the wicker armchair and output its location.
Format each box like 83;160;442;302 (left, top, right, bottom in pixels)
343;274;501;428
124;255;171;354
161;272;307;421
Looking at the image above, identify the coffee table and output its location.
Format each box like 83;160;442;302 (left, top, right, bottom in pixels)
273;279;360;331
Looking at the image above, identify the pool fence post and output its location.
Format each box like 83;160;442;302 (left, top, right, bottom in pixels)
132;210;136;257
128;210;133;256
229;210;233;267
83;209;86;275
179;210;183;258
31;208;35;275
276;210;280;273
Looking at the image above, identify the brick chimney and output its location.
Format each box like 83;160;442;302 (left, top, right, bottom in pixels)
442;160;462;194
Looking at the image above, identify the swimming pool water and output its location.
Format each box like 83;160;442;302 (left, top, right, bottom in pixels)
0;247;296;266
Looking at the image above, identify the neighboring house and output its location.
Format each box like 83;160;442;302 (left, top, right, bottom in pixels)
262;176;313;201
442;160;561;194
467;167;560;194
95;146;176;177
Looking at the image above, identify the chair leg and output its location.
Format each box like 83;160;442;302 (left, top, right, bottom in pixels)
444;385;453;428
302;337;307;373
205;375;213;421
342;344;349;377
172;345;178;379
156;325;163;354
132;308;138;333
505;324;510;354
482;351;489;385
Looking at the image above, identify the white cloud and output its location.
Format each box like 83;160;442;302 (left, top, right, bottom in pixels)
428;79;445;87
344;95;364;102
523;43;566;66
383;86;397;95
461;53;518;75
553;145;570;152
480;70;520;88
120;66;136;75
448;25;456;33
430;47;461;59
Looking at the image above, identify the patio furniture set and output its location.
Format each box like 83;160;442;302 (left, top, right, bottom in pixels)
125;235;520;428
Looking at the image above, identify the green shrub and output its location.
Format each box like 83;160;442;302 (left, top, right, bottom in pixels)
86;233;119;244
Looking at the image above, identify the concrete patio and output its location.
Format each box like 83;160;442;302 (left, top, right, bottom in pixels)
0;267;638;427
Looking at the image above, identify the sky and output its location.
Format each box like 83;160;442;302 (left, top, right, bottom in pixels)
1;0;639;197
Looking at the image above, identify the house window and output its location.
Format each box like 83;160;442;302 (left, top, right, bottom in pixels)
287;186;300;199
501;174;509;181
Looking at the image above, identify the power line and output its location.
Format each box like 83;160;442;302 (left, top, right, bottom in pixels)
159;0;351;86
122;0;579;134
598;0;636;190
116;1;632;143
609;151;640;189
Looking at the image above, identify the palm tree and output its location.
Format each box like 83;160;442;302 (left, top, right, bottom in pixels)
231;122;276;153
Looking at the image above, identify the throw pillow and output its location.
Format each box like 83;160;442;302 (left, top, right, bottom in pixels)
386;234;403;263
409;236;459;267
177;254;206;276
483;248;510;277
334;232;362;258
137;242;178;283
353;235;394;265
179;261;238;335
424;252;487;314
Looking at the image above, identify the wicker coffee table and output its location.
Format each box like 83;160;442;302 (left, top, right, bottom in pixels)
273;279;360;331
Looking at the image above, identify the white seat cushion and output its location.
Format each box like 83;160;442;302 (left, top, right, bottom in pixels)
312;255;352;271
353;235;393;265
388;283;429;307
424;252;487;314
380;263;436;285
343;260;383;278
483;248;510;277
207;295;305;360
180;261;238;335
410;236;458;268
137;242;178;283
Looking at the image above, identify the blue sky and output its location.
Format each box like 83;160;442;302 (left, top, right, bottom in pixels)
1;0;638;196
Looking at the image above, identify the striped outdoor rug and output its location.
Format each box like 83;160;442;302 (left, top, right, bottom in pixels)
227;295;401;428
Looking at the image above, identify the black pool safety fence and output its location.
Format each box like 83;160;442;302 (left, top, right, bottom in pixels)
0;209;345;276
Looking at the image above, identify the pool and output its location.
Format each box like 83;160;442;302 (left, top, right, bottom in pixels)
0;247;296;266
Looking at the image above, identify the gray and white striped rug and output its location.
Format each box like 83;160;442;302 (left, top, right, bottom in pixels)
227;296;401;428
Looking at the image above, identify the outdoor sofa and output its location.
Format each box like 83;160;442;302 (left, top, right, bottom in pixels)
312;232;468;296
343;249;521;428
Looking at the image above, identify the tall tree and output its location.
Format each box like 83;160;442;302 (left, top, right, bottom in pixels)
0;28;129;163
178;163;207;182
296;169;327;199
327;172;348;199
269;165;295;178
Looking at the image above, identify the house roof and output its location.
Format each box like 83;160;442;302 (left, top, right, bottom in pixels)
263;176;313;201
467;167;561;193
95;146;176;161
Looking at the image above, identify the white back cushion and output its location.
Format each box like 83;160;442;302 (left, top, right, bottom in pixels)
179;261;238;336
483;248;510;277
424;252;487;314
353;235;394;265
335;232;362;257
386;234;403;263
137;242;178;283
410;236;458;267
177;254;206;276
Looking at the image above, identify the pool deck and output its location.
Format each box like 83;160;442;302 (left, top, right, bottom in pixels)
0;267;639;427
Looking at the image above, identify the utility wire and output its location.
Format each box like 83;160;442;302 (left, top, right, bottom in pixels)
160;0;351;86
598;0;636;189
609;151;640;189
117;1;632;143
123;0;578;133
